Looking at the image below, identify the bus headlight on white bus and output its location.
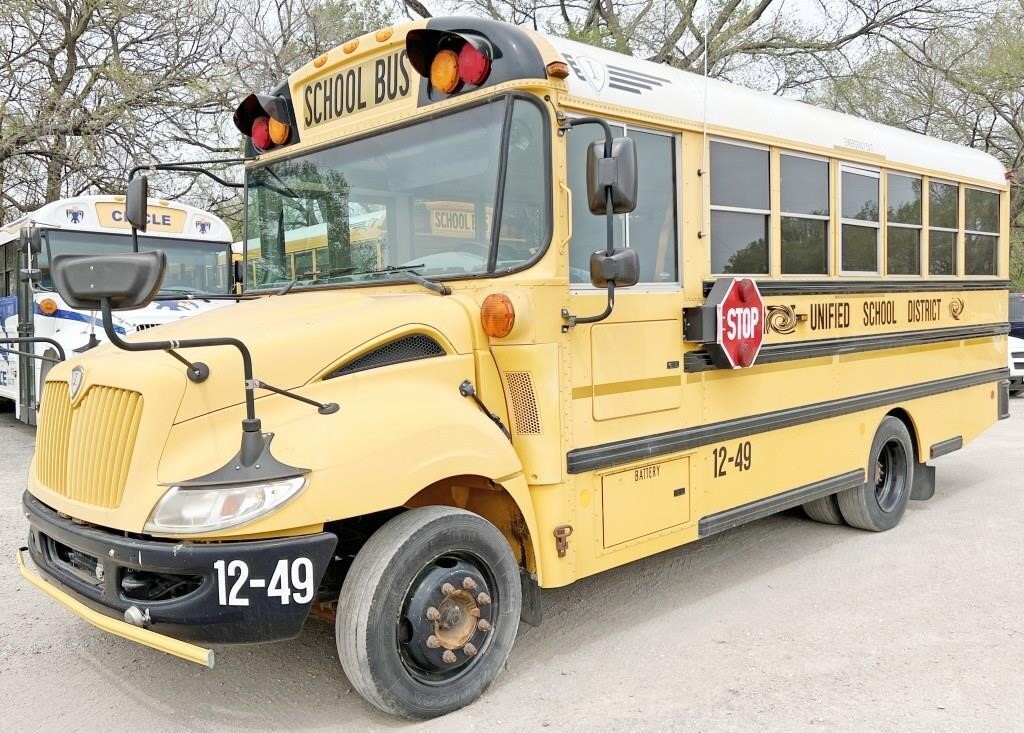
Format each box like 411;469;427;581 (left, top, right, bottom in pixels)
144;477;307;534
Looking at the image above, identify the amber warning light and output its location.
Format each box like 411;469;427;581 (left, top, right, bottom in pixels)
406;29;492;96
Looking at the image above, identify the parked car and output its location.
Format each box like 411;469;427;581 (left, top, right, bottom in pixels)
1010;293;1024;395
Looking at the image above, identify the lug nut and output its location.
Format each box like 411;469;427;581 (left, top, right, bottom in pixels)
462;576;477;590
441;582;456;596
426;606;440;621
469;608;481;618
478;619;492;632
463;642;477;657
477;592;491;605
442;650;457;664
426;635;441;649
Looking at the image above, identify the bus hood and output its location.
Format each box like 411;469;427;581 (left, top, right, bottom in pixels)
110;298;237;332
53;288;478;425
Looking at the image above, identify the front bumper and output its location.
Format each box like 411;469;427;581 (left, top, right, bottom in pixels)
23;491;337;646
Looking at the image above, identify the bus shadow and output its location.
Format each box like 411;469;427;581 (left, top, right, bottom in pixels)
68;509;869;731
56;414;1017;730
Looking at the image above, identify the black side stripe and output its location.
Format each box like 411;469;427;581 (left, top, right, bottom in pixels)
684;323;1010;372
698;470;865;537
702;279;1010;297
566;367;1009;474
930;436;964;459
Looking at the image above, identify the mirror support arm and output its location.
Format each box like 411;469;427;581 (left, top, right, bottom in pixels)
98;298;257;422
559;116;617;331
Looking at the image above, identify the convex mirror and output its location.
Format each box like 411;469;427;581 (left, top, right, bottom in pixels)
126;175;150;232
51;250;166;311
585;137;638;215
589;248;640;288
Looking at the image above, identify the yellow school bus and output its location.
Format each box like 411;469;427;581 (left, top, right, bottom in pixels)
18;16;1010;719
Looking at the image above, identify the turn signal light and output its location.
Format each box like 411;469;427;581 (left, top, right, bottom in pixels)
39;298;58;316
481;293;515;338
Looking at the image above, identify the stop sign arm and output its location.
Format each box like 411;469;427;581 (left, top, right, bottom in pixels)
683;277;766;369
683;278;734;345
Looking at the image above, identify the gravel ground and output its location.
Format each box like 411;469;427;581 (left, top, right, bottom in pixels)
2;399;1022;732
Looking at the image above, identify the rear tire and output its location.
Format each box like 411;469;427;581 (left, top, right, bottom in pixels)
802;494;845;525
336;506;522;719
837;416;914;532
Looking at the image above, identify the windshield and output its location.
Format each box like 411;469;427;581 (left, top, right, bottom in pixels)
40;229;232;295
244;96;548;290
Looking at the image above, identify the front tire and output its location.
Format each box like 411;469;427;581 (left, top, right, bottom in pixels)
837;416;914;532
336;506;522;718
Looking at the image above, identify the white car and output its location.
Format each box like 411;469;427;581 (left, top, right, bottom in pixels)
1010;293;1024;396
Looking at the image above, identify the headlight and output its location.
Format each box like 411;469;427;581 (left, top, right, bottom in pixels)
144;476;307;534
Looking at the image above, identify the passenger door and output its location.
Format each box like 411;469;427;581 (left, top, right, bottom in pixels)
566;122;684;423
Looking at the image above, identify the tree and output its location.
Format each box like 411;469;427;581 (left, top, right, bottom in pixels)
228;0;397;92
815;0;1024;287
405;0;979;93
0;0;239;224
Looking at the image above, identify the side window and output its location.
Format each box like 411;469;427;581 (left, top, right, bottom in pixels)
965;187;999;276
840;166;880;273
886;172;922;275
710;140;769;274
780;153;829;275
568;123;678;285
495;100;547;269
928;181;958;275
630;130;678;283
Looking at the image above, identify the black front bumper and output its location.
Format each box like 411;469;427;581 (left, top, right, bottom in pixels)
24;491;337;644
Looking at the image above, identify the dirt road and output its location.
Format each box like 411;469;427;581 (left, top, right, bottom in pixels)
2;401;1022;732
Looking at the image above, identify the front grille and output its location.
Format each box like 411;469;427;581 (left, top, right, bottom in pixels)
47;537;104;587
134;323;160;331
36;381;144;508
1012;351;1024;359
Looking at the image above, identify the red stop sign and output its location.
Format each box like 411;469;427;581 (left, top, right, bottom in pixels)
715;278;764;368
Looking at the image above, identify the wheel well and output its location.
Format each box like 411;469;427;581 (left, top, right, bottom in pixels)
404;476;536;574
886;408;920;462
317;477;536;605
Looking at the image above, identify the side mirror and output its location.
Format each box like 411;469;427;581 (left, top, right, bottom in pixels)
126;175;149;232
590;248;639;288
19;226;42;255
586;137;638;215
51;251;166;311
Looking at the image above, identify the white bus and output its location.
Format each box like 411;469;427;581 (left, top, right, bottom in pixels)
0;195;238;424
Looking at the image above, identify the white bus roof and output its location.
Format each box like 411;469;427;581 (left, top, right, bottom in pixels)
547;37;1007;187
0;194;232;245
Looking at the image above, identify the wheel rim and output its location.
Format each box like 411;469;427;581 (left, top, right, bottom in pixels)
395;552;497;684
873;438;908;513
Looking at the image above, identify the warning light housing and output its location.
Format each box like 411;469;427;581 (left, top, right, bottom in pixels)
233;93;295;153
407;29;493;97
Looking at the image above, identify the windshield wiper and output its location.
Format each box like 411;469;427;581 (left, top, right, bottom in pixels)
369;265;451;296
159;286;204;295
